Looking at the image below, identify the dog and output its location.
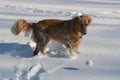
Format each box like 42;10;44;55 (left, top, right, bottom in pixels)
11;15;92;58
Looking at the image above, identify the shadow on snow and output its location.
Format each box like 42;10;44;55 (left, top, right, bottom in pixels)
0;42;68;58
0;43;33;58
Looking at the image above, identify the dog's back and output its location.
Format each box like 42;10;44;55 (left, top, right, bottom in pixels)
37;19;71;41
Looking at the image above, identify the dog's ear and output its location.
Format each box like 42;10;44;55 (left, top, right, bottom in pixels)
85;16;92;25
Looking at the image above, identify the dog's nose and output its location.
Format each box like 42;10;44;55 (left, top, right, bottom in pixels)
83;31;87;35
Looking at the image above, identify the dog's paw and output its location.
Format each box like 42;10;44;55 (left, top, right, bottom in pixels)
69;55;77;59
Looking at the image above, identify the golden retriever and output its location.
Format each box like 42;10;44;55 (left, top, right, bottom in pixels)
11;15;92;58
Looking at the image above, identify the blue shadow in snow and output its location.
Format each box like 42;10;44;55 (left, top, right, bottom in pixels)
63;67;79;70
0;43;33;58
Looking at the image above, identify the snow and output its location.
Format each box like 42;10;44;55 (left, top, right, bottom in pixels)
0;0;120;80
86;60;93;67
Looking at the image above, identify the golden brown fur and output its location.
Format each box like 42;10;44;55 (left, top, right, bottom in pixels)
11;15;92;57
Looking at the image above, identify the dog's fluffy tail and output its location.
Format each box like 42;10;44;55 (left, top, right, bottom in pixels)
11;19;33;37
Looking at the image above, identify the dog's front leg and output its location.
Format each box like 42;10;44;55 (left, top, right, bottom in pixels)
64;43;76;58
68;43;75;57
73;46;80;54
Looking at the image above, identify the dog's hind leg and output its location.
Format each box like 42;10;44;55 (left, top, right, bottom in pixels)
33;37;50;56
41;38;51;55
33;42;44;56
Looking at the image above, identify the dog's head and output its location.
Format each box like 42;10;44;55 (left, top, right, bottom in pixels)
73;15;92;35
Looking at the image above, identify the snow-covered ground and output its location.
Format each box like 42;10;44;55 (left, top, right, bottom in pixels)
0;0;120;80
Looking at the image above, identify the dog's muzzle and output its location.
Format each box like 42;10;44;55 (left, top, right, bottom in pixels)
81;31;87;36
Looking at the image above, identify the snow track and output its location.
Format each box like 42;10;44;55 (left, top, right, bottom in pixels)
27;64;42;80
13;56;65;80
0;1;120;21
